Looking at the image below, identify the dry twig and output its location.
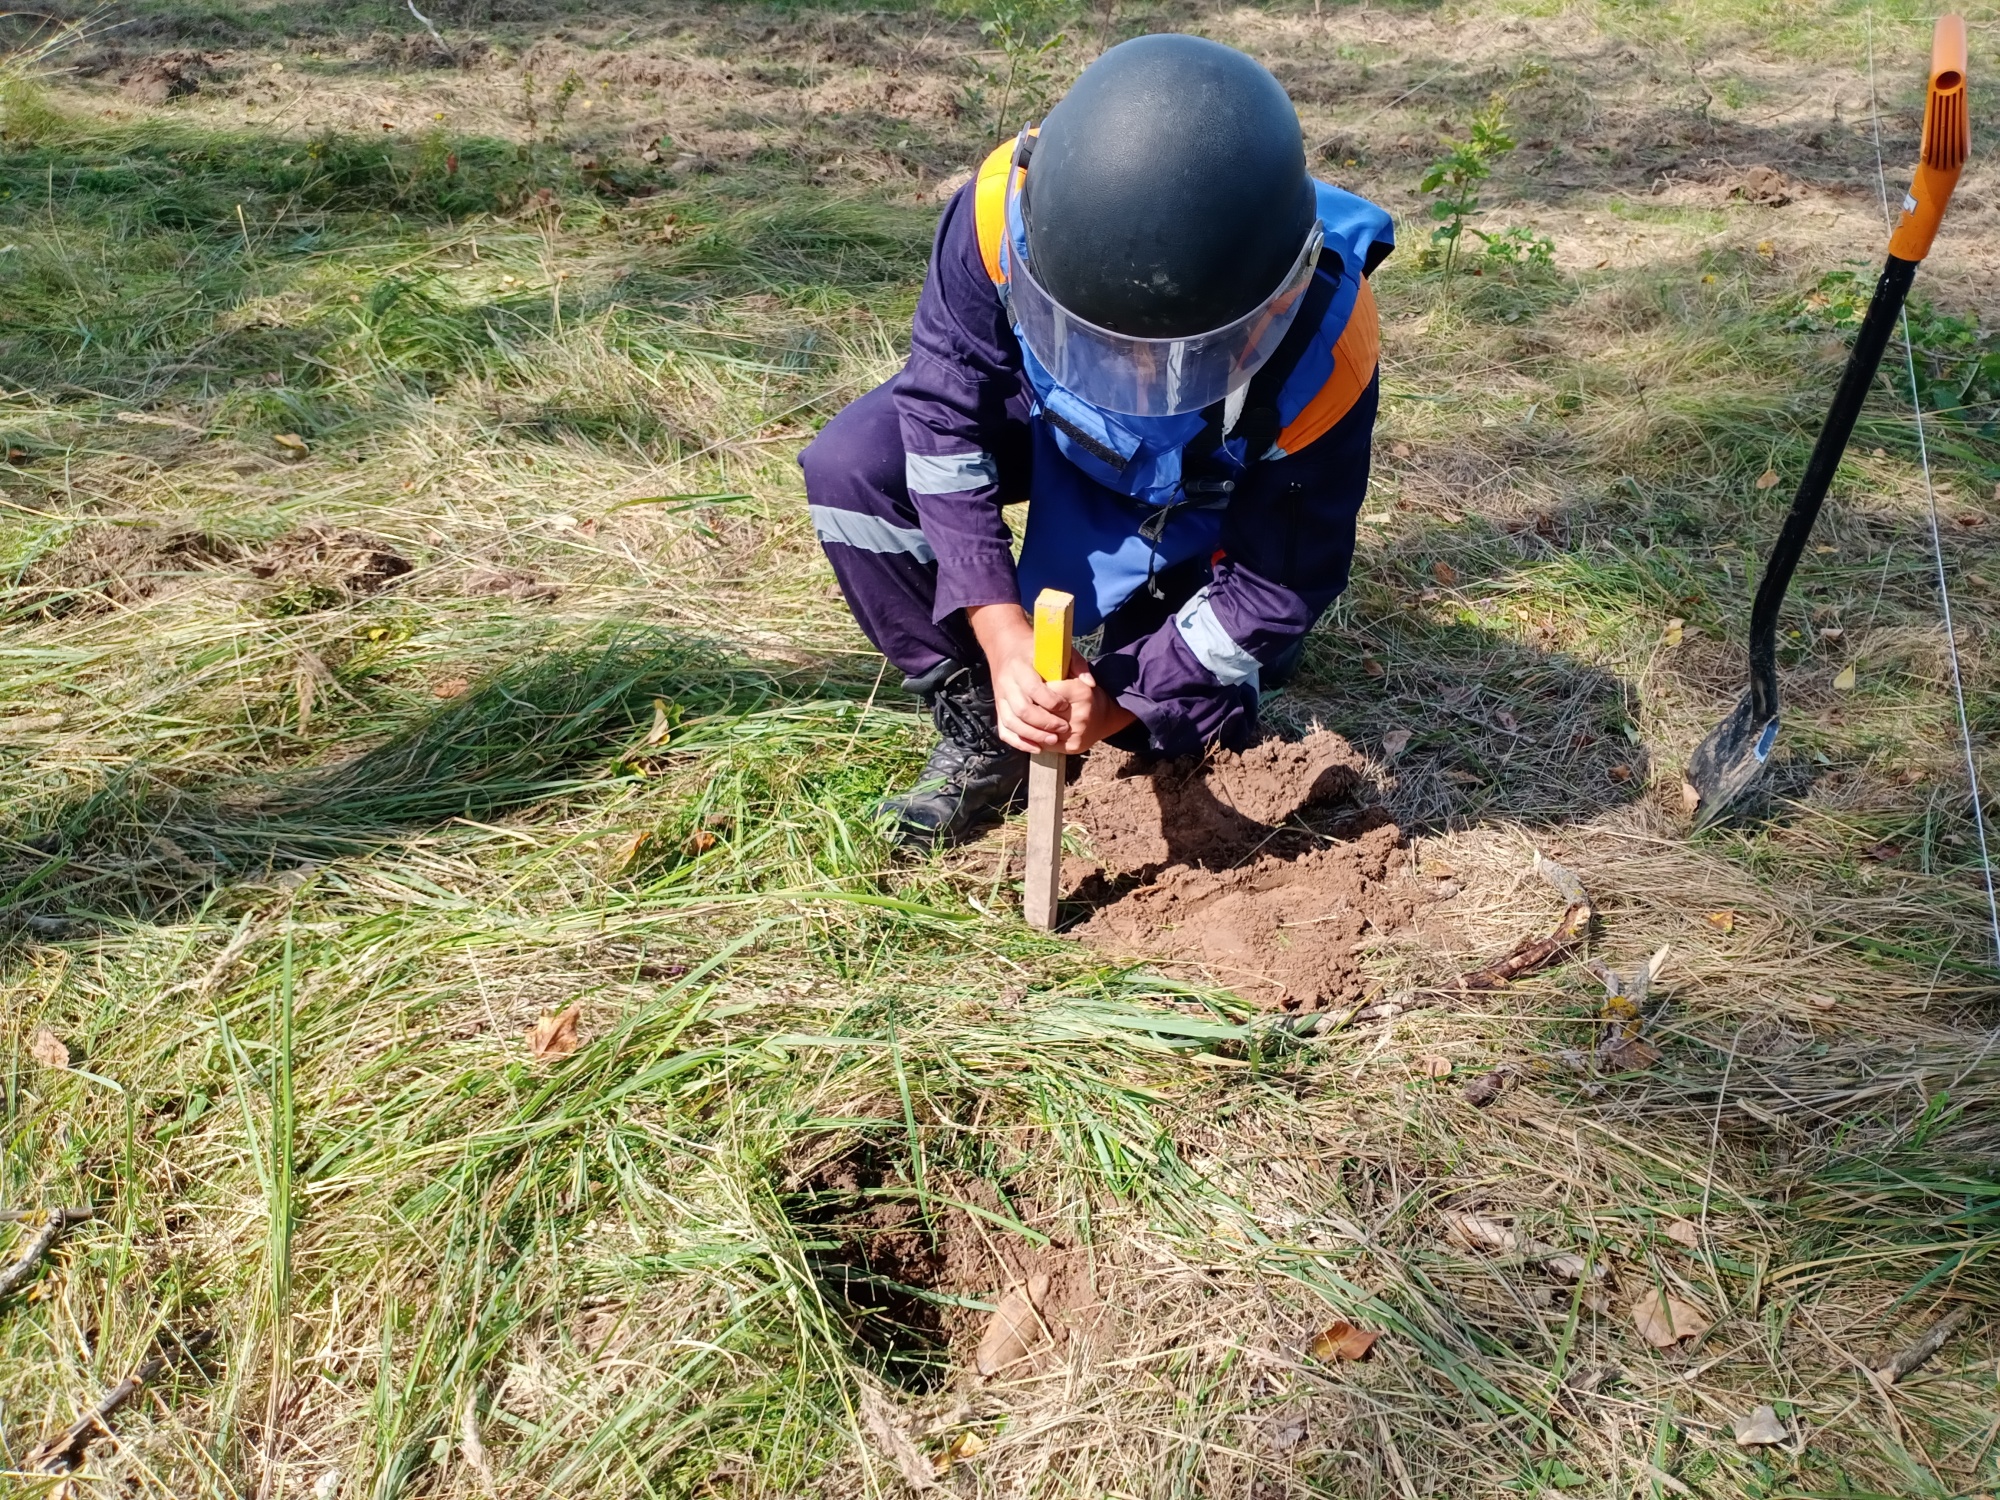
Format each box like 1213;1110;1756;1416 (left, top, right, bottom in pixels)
1875;1304;1972;1385
30;1333;212;1472
0;1207;93;1300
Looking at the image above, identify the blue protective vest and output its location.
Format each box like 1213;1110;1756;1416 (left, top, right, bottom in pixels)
988;177;1394;632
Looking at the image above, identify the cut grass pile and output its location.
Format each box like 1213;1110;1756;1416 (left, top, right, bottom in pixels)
3;1;2000;1496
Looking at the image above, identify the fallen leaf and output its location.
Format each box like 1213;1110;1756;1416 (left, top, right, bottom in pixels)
432;677;470;699
975;1273;1049;1377
1608;764;1632;783
273;432;309;455
1833;663;1857;691
1733;1405;1788;1447
1361;655;1385;679
1308;1320;1381;1362
1418;1055;1452;1079
1755;469;1780;490
1494;709;1519;733
688;829;719;854
611;830;651;871
1431;560;1458;586
1443;1211;1525;1255
525;1002;582;1060
1808;994;1837;1011
646;698;673;746
28;1029;68;1069
1391;442;1412;459
1381;727;1412;757
932;1429;987;1475
1664;1218;1702;1250
1663;617;1684;648
1704;910;1737;935
1630;1289;1712;1348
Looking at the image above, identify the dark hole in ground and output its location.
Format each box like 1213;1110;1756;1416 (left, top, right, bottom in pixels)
784;1142;1093;1392
786;1142;954;1393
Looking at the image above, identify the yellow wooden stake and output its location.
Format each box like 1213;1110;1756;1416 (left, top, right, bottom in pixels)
1023;588;1074;931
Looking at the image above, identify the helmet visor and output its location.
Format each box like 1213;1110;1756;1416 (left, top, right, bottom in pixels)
1009;214;1324;418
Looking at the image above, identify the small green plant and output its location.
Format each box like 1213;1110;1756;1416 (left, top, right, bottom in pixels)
969;0;1067;135
1418;99;1516;283
1417;99;1554;286
1477;223;1556;271
1793;269;2000;436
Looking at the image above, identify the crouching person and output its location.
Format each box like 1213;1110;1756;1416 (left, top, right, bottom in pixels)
800;33;1392;848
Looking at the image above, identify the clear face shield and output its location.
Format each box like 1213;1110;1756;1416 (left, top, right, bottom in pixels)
1005;148;1324;418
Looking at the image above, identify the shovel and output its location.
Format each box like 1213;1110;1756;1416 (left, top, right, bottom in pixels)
1686;14;1970;825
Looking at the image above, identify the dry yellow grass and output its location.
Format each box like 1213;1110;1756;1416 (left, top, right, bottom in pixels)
1;1;1997;1496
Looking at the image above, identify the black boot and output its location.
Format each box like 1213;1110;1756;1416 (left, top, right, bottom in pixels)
877;661;1029;849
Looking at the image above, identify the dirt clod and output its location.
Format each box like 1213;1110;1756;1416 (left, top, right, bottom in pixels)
18;525;237;617
119;52;209;104
1064;733;1425;1012
248;527;413;607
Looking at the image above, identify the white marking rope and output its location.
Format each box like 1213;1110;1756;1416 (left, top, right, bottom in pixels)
1865;14;2000;975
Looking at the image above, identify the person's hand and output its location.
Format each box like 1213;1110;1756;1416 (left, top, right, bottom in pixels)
988;646;1074;753
968;605;1137;755
1049;653;1136;753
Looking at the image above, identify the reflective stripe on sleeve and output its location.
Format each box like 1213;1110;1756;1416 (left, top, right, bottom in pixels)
1174;586;1261;691
904;450;999;495
809;504;937;563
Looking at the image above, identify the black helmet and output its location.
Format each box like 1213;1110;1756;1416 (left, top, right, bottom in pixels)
1023;34;1317;339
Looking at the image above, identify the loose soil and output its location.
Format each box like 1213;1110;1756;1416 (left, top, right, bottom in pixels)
789;1146;1094;1389
1065;732;1431;1013
18;524;238;617
247;527;414;607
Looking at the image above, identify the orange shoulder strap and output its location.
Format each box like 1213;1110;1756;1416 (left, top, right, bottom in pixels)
1273;276;1381;458
973;137;1022;285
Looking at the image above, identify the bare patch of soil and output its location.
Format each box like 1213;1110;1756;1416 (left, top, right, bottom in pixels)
17;524;238;617
118;52;211;104
248;527;413;610
789;1146;1094;1390
1064;732;1430;1013
462;566;559;603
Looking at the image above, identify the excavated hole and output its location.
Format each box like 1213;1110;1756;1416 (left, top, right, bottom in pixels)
785;1142;1094;1392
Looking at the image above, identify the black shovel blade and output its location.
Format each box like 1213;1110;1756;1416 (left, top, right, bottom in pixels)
1685;690;1780;827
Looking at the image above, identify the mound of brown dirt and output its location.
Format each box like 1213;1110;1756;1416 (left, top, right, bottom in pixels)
247;527;413;605
119;52;209;104
1064;732;1426;1013
1068;731;1365;875
18;525;237;617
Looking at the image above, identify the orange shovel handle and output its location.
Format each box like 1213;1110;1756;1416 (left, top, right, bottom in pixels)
1887;14;1970;263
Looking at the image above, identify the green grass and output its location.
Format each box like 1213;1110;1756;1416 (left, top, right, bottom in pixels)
4;2;2000;1496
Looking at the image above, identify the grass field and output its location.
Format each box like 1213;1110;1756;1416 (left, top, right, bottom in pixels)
3;0;2000;1495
